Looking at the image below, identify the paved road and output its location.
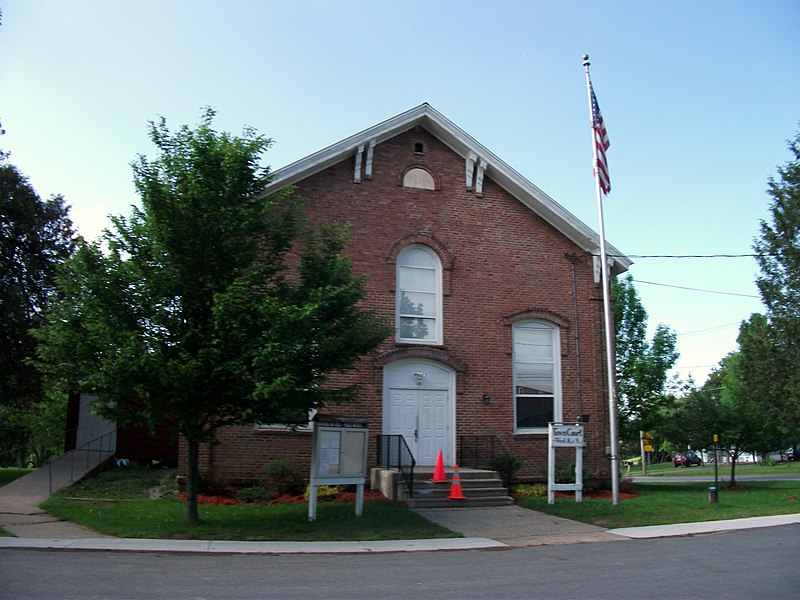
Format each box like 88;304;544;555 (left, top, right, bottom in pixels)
2;525;798;600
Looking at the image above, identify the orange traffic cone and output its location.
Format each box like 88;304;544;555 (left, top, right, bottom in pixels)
431;451;447;483
448;464;467;500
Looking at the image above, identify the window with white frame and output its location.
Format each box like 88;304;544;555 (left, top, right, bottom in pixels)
396;244;442;344
254;408;317;431
513;321;561;432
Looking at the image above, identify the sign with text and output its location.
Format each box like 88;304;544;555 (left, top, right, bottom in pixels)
547;423;584;504
309;415;368;522
550;423;585;447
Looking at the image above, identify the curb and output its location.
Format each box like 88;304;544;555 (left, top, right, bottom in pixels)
0;536;507;554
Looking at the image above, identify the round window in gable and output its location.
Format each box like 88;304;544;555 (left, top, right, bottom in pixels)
402;167;435;190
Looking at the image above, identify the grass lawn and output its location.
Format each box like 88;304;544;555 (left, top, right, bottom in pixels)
31;464;800;540
624;460;800;479
518;480;800;529
41;466;458;541
0;467;34;487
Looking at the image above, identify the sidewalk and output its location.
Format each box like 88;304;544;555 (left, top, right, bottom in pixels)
3;465;799;554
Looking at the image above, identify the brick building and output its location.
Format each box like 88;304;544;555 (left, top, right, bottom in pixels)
196;104;630;487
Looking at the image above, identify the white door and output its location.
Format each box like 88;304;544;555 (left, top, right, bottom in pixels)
383;360;454;466
418;389;448;465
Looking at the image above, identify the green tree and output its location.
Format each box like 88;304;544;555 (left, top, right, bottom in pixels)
662;384;719;455
751;129;800;448
737;314;790;451
34;110;391;523
0;160;75;413
699;351;774;485
612;275;679;447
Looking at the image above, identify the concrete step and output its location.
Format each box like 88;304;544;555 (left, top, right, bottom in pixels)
413;468;499;480
413;485;510;499
408;467;512;508
370;466;512;508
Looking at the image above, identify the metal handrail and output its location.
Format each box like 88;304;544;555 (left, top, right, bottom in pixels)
458;434;508;470
48;429;117;495
376;435;416;498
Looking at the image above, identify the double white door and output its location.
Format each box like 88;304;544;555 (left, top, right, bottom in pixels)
386;388;449;466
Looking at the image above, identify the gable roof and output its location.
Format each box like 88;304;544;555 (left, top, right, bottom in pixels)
259;103;631;275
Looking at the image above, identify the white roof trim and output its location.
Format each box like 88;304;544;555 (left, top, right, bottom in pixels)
259;103;631;274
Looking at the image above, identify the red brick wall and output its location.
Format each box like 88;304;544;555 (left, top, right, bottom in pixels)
197;127;614;486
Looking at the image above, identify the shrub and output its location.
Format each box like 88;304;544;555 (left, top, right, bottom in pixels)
235;486;270;504
514;483;547;497
554;461;591;484
262;458;305;497
304;485;341;501
198;472;227;496
492;452;521;487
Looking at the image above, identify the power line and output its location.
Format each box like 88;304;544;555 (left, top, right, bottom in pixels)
599;253;774;259
636;279;761;298
677;322;742;338
623;253;763;259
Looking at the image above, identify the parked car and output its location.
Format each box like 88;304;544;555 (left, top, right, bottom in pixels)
786;448;799;462
673;451;703;467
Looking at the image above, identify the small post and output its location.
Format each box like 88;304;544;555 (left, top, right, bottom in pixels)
710;433;719;504
639;430;647;476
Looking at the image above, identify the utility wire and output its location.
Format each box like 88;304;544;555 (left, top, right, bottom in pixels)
635;279;761;298
598;253;774;259
623;253;763;259
677;322;742;338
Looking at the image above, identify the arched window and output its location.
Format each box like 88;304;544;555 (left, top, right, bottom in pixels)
402;167;435;190
513;321;561;432
396;245;442;344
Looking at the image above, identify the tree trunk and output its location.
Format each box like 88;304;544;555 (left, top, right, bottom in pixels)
186;438;200;524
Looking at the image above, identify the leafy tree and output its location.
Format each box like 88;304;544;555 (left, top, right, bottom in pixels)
737;314;791;450
0;393;67;467
34;110;391;523
0;161;75;412
700;351;775;485
612;275;679;446
751;130;800;448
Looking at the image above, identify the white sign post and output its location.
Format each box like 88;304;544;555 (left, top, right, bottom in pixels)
548;423;585;504
308;415;369;522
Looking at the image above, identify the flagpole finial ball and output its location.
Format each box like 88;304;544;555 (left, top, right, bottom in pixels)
582;54;590;66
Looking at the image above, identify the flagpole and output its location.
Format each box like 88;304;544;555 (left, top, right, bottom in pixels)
583;53;620;506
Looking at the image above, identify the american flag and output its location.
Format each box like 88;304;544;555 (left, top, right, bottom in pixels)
590;81;611;195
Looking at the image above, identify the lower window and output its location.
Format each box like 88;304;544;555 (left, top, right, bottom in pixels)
513;320;561;432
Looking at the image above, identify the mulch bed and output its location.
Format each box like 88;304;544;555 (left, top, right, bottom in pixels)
176;490;388;506
554;489;639;500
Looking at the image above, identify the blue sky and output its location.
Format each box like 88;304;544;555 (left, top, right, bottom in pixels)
2;1;798;385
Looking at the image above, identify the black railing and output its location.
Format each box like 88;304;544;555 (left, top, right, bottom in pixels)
376;435;416;498
49;428;117;495
458;435;508;470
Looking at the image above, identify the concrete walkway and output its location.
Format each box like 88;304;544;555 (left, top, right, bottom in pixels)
0;449;115;539
2;463;799;554
414;506;622;547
